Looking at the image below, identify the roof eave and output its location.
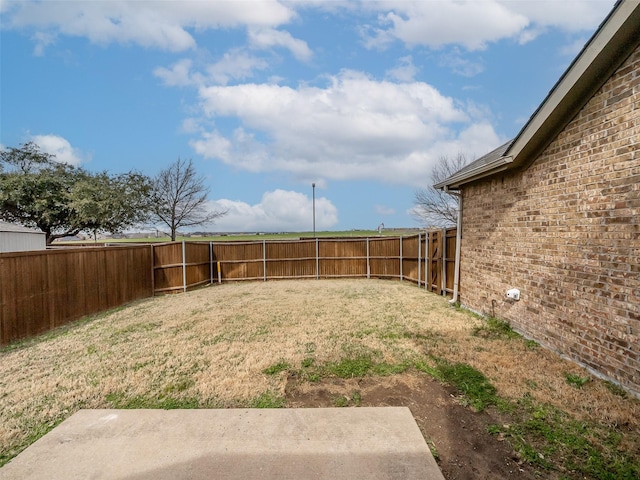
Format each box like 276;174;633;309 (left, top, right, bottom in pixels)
434;156;513;190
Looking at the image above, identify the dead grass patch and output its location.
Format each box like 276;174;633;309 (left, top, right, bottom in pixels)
1;279;638;475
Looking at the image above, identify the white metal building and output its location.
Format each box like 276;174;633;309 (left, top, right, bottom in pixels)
0;221;46;253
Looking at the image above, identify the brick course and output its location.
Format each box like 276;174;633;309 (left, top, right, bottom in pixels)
460;45;640;397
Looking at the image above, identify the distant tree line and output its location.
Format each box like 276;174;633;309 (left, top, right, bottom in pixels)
0;142;226;244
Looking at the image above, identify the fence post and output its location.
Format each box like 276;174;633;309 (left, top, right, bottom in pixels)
425;231;429;290
417;232;421;288
182;240;187;293
263;240;267;282
315;238;319;280
399;236;403;281
366;237;370;279
150;244;155;295
441;229;446;296
209;242;213;285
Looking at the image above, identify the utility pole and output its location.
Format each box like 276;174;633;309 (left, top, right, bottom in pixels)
312;182;316;236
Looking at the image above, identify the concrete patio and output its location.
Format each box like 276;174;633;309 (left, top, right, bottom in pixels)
0;407;445;479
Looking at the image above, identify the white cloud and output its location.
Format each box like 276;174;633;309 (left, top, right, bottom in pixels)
4;0;295;52
361;0;529;51
206;50;271;85
506;0;615;33
5;0;614;56
517;26;545;45
209;189;338;232
248;27;312;61
30;134;89;166
360;0;614;51
153;59;196;87
31;31;56;56
385;55;418;82
154;51;271;87
191;128;269;173
439;49;484;77
190;70;502;187
181;117;203;134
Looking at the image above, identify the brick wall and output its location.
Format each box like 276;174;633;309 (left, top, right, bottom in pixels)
460;45;640;396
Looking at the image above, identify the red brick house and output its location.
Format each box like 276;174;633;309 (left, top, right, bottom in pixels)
436;0;640;397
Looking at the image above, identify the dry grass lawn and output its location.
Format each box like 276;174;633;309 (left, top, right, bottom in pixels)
1;279;638;474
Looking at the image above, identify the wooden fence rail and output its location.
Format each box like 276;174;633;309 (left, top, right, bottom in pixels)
153;230;457;294
1;230;456;346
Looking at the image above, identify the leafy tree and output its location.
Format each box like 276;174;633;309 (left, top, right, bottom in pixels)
69;171;153;240
412;153;469;228
151;157;227;241
0;142;152;244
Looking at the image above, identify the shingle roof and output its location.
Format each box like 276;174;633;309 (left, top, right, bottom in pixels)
0;221;45;235
434;140;513;190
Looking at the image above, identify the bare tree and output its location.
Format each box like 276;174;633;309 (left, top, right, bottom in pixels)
412;153;469;228
151;158;227;241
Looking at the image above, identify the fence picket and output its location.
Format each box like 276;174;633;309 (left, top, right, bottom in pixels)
1;245;153;346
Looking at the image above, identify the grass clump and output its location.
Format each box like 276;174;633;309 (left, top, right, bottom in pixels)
323;350;409;379
371;361;410;376
473;317;520;340
263;361;290;376
294;347;410;381
416;357;497;412
489;395;640;479
249;391;285;408
564;372;590;389
297;357;322;382
163;378;195;394
604;381;628;398
326;355;373;378
332;391;362;407
301;357;314;368
105;392;203;409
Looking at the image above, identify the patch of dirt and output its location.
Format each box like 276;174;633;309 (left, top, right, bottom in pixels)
286;372;539;480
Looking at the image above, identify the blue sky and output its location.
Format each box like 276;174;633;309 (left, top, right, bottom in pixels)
1;0;615;232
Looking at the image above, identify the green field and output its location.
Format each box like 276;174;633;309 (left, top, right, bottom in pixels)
58;229;419;244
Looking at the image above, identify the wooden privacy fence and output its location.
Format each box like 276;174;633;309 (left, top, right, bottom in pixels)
153;230;458;296
1;229;456;346
0;245;153;346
